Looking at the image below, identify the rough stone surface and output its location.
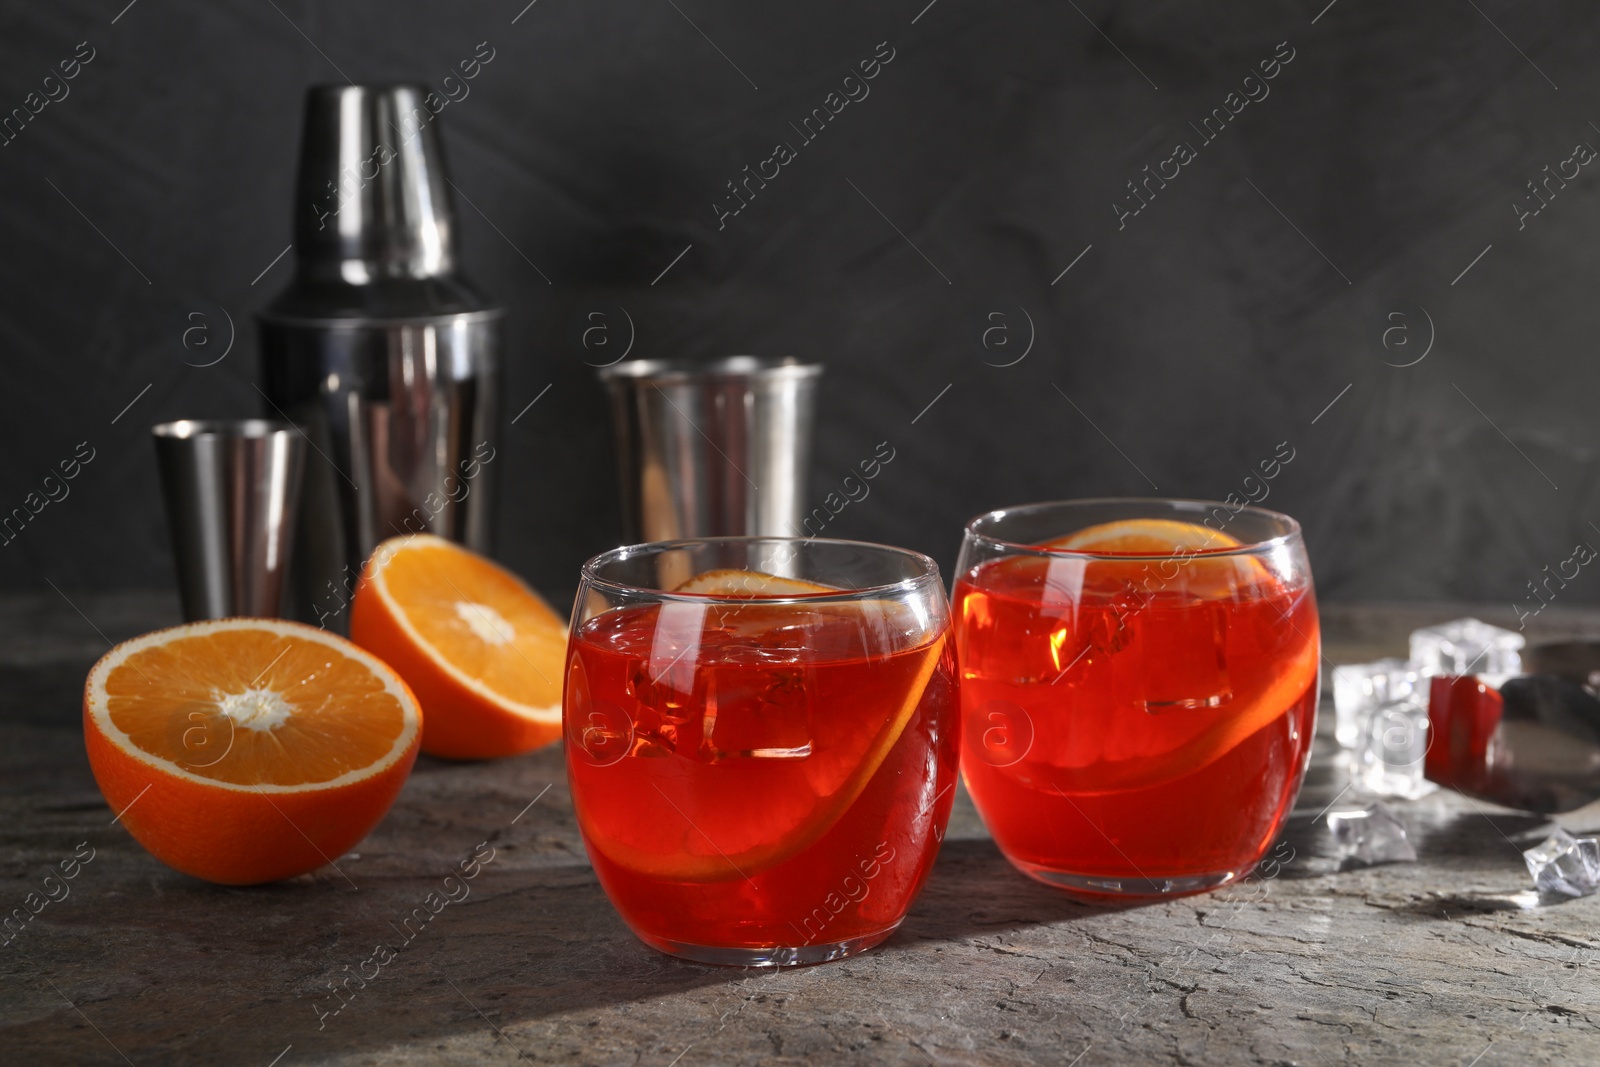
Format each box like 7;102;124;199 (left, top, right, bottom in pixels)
3;595;1600;1065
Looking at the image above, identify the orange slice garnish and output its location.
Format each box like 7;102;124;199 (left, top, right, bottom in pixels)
83;618;421;885
1053;629;1319;793
1046;518;1243;554
1041;517;1271;597
672;569;837;596
572;627;949;882
351;534;567;760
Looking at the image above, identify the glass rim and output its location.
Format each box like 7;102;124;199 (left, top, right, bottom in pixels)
580;535;943;603
963;497;1304;561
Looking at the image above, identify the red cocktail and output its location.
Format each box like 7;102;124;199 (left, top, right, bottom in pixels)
566;538;958;965
954;500;1319;897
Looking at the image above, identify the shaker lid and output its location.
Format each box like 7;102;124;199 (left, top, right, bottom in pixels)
291;84;461;284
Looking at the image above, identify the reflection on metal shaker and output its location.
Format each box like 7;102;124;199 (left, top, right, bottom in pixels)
257;84;503;631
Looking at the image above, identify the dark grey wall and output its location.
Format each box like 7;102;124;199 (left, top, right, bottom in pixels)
3;0;1598;615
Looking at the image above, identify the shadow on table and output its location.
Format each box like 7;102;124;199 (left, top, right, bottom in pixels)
1410;808;1553;857
227;839;1125;1061
897;835;1151;946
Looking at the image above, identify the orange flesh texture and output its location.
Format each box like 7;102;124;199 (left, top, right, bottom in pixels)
377;538;566;709
104;627;407;786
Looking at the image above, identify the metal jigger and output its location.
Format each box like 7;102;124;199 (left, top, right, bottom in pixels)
258;84;504;632
152;420;306;621
599;357;822;542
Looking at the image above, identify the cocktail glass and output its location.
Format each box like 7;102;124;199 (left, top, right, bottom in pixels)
953;499;1319;898
566;537;958;965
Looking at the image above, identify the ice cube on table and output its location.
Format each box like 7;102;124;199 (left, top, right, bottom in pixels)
1523;828;1600;898
1327;802;1417;865
1410;617;1524;677
1355;697;1438;799
1333;658;1420;748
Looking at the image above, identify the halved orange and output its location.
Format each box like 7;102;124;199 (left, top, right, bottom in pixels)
351;534;566;760
83;618;420;886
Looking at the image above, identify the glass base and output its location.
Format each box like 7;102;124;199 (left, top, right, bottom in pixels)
633;924;899;967
1016;862;1240;901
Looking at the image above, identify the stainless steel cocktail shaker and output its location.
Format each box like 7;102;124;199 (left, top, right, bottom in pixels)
258;84;503;631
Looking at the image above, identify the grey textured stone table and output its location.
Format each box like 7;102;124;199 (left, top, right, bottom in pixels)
4;594;1599;1066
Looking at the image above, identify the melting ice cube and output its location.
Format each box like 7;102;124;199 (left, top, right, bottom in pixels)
1410;618;1523;677
1355;697;1437;799
1333;658;1420;749
1523;828;1600;898
1326;802;1417;865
